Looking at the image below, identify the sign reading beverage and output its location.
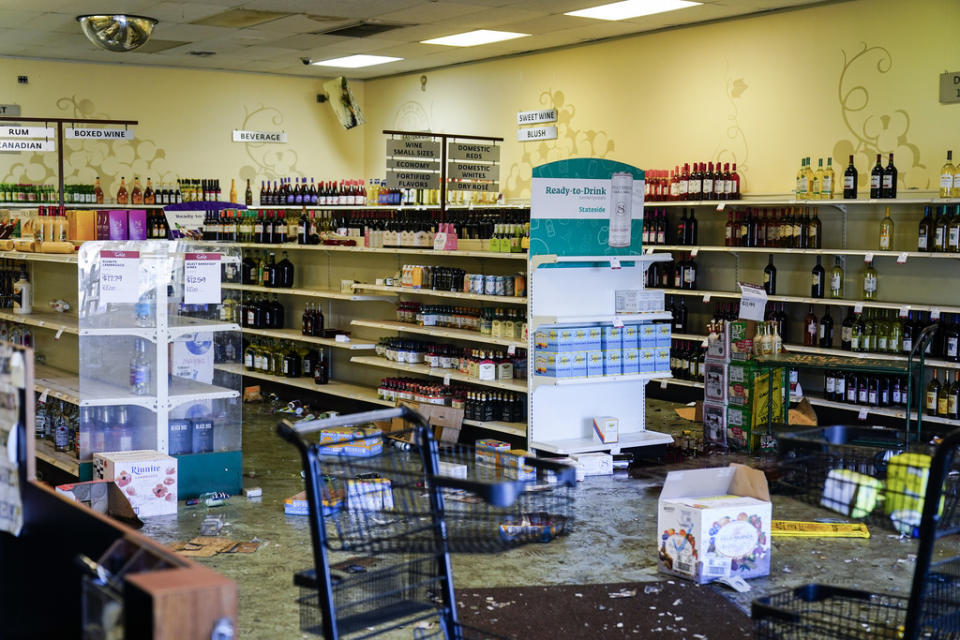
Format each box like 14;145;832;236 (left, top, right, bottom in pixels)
232;129;287;143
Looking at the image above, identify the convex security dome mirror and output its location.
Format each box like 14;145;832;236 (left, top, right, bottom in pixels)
77;15;158;52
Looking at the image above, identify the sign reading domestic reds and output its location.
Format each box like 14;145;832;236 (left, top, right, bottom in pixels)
232;129;288;143
446;141;500;163
66;127;135;140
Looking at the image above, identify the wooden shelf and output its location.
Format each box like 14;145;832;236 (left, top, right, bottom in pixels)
0;250;78;264
240;327;376;350
461;419;526;438
34;363;80;405
34;438;86;476
657;245;960;259
351;319;525;348
349;356;527;393
352;283;527;305
0;310;78;335
659;288;960;315
222;282;395;302
224;241;527;260
214;362;393;406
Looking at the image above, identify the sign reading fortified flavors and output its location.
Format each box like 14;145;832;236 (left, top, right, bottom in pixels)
529;159;645;256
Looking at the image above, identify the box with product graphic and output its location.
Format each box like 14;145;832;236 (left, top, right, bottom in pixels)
572;452;613;477
587;350;604;377
570;350;588;377
534;327;578;351
656;323;672;347
654;347;671;373
584;327;602;350
726;321;754;361
702;402;727;446
592;416;619;444
639;347;656;372
622;347;639;374
657;464;772;584
621;325;639;349
603;349;622;376
601;326;622;351
93;450;178;518
703;361;728;403
535;350;573;377
639;323;657;349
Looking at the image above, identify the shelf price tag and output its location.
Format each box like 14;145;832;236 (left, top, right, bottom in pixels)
738;282;768;321
857;407;868;421
660;379;668;389
703;293;711;302
610;256;621;270
898;305;910;318
184;252;222;304
897;252;908;264
507;345;517;355
716;202;726;212
443;374;451;386
54;328;63;340
39;388;48;403
864;253;874;263
691;248;699;257
931;308;941;321
644;247;654;255
99;250;141;304
854;303;864;313
612;316;625;329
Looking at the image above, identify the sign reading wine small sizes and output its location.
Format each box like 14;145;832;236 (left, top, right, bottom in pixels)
385;138;441;190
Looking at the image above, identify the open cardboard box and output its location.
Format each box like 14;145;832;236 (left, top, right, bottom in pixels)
657;463;771;584
388;400;464;443
56;480;144;528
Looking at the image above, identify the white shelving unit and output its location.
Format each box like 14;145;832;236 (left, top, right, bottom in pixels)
528;253;674;455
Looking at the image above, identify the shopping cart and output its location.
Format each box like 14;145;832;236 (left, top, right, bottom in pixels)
752;427;960;639
277;406;577;640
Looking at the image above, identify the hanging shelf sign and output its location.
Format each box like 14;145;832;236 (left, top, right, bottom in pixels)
232;129;287;143
66;127;134;140
447;142;499;163
385;138;441;190
0;139;54;151
386;139;441;159
0;126;53;138
517;109;557;125
447;161;500;182
517;126;557;142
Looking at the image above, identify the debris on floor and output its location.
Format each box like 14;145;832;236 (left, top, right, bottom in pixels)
171;537;262;557
772;520;870;538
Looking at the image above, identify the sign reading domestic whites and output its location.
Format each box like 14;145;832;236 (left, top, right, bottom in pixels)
447;161;500;182
940;71;960;104
446;142;499;163
0;140;54;151
0;126;53;138
517;109;557;125
99;250;141;304
517;126;557;142
386;139;441;160
232;129;287;143
66;128;134;140
184;252;222;304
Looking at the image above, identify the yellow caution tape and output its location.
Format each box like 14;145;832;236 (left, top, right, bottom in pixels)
772;520;870;538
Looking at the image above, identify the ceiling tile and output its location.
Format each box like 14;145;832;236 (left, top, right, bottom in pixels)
22;12;81;34
373;1;489;23
238;0;421;18
0;9;38;27
136;2;230;24
495;14;585;34
152;23;235;41
230;13;336;34
257;33;350;51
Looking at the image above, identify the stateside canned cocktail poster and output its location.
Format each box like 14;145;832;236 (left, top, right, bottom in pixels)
530;159;645;257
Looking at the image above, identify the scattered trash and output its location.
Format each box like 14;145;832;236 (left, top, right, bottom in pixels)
716;576;752;593
199;491;230;507
171;537;261;557
413;621;435;631
643;584;662;595
243;487;262;499
672;599;682;607
199;516;222;536
609;588;637;598
783;566;792;573
574;593;583;598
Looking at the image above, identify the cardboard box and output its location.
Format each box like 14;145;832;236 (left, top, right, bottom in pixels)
657;464;772;584
592;416;619;444
584;327;602;350
127;209;147;240
571;350;588;377
702;402;727;446
284;490;342;516
534;328;577;351
703;361;728;403
498;449;535;481
346;477;394;511
572;452;613;476
603;349;622;376
622;347;639;374
706;327;728;361
639;324;657;348
727;321;754;361
476;438;511;465
389;401;464;443
587;350;604;377
656;323;672;347
93;450;177;518
572;327;589;349
622;325;639;349
543;456;582;482
601;326;622;351
654;347;671;373
191;418;214;453
67;209;96;241
168;419;193;456
56;480;142;524
438;460;468;479
535;350;573;378
97;210;129;240
639;347;656;372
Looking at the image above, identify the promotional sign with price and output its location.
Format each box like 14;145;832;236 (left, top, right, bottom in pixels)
184;252;221;304
738;282;768;321
99;250;141;303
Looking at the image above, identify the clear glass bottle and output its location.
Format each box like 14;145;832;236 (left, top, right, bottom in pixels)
941;150;955;198
130;338;151;395
879;206;894;250
862;260;878;300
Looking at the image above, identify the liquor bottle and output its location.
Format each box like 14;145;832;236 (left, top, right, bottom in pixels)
313;349;329;385
862;260;878;300
879;206;894;250
730;163;741;199
685;208;698;245
674;297;688;332
813;158;824;199
796;158;808;198
945;314;960;362
143;178;154;204
949;206;960;253
821;158;835;199
918;205;933;252
819;306;834;347
811;255;825;298
131;177;143;204
803;304;818;346
130;338;151;396
934;205;949;252
12;266;32;315
117;176;128;204
941;151;956;198
94;176;104;204
881;153;897;199
927;370;942;417
870;153;883;199
681;254;697;289
807;207;822;248
243;179;252;206
763;254;777;295
227;178;236;204
843;155;858;199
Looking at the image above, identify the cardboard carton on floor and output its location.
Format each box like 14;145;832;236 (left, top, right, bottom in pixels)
93;450;178;518
390;400;464;443
657;463;772;584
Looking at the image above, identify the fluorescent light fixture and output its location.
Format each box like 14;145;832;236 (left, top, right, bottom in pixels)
311;54;402;68
565;0;701;21
422;29;529;47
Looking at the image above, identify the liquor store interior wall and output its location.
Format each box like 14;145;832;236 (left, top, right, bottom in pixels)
0;58;367;196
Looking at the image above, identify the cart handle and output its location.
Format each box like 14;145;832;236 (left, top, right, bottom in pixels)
288;407;415;434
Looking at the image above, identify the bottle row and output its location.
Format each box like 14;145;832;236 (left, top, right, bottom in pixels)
643;162;742;201
375;377;527;423
393;265;526;298
395;303;527;341
372;339;526;382
258;177;498;207
240;250;295;288
242;338;330;384
722;207;823;249
669;339;705;382
822;371;914;409
0;183;59;203
641;208;698;246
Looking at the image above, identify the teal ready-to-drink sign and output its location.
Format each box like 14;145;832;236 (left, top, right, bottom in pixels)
530;158;644;257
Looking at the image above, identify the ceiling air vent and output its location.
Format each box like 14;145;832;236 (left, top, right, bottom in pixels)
317;22;411;38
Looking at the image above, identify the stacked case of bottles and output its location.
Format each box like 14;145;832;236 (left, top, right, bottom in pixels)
533;323;670;380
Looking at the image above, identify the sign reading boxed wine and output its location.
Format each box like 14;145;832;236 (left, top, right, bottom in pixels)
529;158;645;256
66;127;134;140
385;138;441;189
446;142;500;191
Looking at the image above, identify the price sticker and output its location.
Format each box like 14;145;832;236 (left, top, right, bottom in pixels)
507;345;517;355
703;294;711;302
184;252;222;304
39;389;49;403
716;202;726;212
738;282;768;321
931;308;941;321
701;338;709;348
897;252;908;264
610;256;621;270
612;316;625;329
443;374;451;386
854;303;864;313
99;250;141;304
857;407;868;421
864;253;874;263
660;379;668;389
54;328;63;340
691;248;699;257
644;247;655;255
898;305;910;318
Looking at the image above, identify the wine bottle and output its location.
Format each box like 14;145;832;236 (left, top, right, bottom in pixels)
869;153;883;199
796;158;808;198
822;158;834;199
819;306;834;347
918;205;933;252
676;209;687;245
813;158;824;199
879;206;894;250
843;155;858;199
807;206;822;248
949;206;960;253
934;206;949;252
862;260;878;300
685;207;698;245
763;254;776;295
803;304;818;346
811;255;825;297
947;371;960;419
927;370;941;417
945;314;960;363
941;151;955;198
881;153;897;199
117;176;128;204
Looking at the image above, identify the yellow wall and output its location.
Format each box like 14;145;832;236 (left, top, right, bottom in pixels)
0;59;367;197
364;0;960;199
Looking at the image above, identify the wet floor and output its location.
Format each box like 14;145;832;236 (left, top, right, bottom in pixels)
140;399;925;639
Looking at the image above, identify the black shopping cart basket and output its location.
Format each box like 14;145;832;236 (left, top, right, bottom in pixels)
278;406;577;640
